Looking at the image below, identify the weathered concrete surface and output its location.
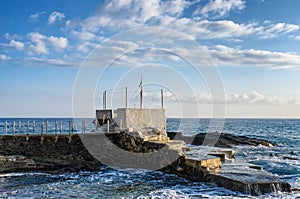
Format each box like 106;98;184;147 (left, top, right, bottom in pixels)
115;108;167;136
0;133;182;172
207;164;291;195
167;132;274;148
0;134;102;172
101;132;184;169
190;146;236;160
184;154;222;171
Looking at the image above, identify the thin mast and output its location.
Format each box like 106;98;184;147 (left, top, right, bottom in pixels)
139;76;143;109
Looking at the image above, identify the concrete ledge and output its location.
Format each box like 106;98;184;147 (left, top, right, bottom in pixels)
184;155;222;171
207;164;291;195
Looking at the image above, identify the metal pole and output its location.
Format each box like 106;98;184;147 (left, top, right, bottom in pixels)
140;90;142;109
82;120;85;134
12;121;15;136
33;120;35;134
161;89;164;109
18;121;21;133
140;76;143;109
60;120;62;134
69;121;71;135
125;87;128;108
46;120;48;134
103;91;105;109
55;121;58;135
104;91;107;110
27;121;29;135
71;121;74;135
103;91;107;110
4;121;7;135
107;119;110;133
41;121;44;135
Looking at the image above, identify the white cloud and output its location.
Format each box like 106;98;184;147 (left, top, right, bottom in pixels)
208;45;300;68
170;19;256;39
225;91;300;106
290;35;300;40
72;30;95;41
28;32;49;54
72;31;300;69
48;11;65;24
4;33;21;40
27;57;77;67
48;36;68;49
159;91;298;106
167;19;299;40
5;0;300;69
28;32;68;54
75;0;298;41
0;54;11;61
77;41;97;53
196;0;246;19
1;39;24;50
80;0;190;31
269;23;299;34
10;40;24;50
262;22;299;39
29;11;46;20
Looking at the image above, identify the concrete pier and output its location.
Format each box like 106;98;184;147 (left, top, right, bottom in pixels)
0;132;291;195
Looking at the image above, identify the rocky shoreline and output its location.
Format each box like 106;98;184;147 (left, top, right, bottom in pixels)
0;132;273;174
0;132;291;195
167;132;274;148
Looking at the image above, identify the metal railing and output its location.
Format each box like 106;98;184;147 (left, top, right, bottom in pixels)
1;120;90;136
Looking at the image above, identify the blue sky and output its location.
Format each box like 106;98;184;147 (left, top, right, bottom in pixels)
0;0;300;118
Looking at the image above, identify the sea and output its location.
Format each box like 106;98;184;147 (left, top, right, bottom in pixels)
0;118;299;199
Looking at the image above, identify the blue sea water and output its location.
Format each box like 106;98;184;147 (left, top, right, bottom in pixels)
0;118;299;198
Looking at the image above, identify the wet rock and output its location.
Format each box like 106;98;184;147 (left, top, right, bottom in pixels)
283;156;300;160
0;155;64;173
167;132;274;148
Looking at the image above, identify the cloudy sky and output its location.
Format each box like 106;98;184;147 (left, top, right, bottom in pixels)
0;0;300;118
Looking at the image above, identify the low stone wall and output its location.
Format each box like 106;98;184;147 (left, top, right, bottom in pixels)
0;133;184;172
0;134;102;172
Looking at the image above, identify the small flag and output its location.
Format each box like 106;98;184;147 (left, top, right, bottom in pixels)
138;77;142;88
138;76;142;94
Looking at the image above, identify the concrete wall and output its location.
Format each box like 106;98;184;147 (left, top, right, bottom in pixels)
115;108;166;136
0;134;102;171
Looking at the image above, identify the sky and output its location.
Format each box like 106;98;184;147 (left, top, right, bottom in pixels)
0;0;300;118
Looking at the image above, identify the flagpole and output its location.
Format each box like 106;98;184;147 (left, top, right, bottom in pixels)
140;76;143;109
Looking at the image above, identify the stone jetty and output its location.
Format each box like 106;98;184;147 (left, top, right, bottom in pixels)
0;131;291;196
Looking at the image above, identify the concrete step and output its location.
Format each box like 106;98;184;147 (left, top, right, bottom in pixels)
189;145;236;160
206;164;291;195
184;153;222;171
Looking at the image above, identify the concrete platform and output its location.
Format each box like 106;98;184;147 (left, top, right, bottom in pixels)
206;163;291;195
189;146;236;160
185;152;222;171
